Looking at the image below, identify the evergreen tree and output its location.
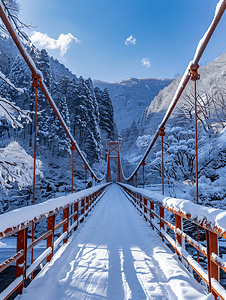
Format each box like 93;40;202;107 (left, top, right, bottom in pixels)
57;95;71;155
75;76;101;162
95;87;115;139
33;49;53;147
85;78;100;126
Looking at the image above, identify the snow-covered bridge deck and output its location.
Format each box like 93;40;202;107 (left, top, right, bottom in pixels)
18;184;209;300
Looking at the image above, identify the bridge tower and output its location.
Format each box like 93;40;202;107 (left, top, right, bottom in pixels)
106;139;121;183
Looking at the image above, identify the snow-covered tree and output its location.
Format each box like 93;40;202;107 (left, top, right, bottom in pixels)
50;95;71;157
0;0;30;41
95;87;115;139
0;141;43;192
177;87;226;134
147;126;197;191
0;66;39;193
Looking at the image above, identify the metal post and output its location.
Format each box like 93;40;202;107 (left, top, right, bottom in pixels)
160;206;164;238
175;214;182;256
206;229;212;294
86;195;89;211
47;215;55;262
190;65;200;281
210;231;219;279
118;139;121;182
205;230;219;299
71;143;76;194
31;74;40;279
106;139;110;182
85;164;88;188
16;228;28;294
74;202;78;225
81;198;85;217
70;143;75;226
142;161;145;188
63;208;69;244
140;194;142;209
159;127;165;195
144;198;147;214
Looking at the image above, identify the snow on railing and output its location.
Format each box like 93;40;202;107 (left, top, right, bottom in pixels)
120;0;226;181
119;183;226;235
0;183;110;299
0;2;105;183
0;183;109;236
118;182;226;300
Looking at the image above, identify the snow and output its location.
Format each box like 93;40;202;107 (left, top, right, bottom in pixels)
121;0;226;182
0;96;31;129
193;0;225;63
0;2;103;182
17;184;211;299
212;278;226;299
0;141;43;191
0;241;6;247
119;183;226;235
212;252;226;269
26;247;52;277
94;78;173;132
0;183;110;237
0;275;23;300
0;70;24;93
54;232;67;250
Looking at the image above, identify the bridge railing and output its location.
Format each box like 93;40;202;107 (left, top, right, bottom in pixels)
0;183;110;299
118;182;226;300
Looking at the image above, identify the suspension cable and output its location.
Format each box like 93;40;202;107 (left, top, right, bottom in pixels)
31;74;40;278
120;0;226;182
0;2;105;182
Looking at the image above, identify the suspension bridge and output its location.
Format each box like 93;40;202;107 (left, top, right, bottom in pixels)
1;1;226;299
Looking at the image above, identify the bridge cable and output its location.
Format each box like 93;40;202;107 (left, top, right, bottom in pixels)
120;0;226;183
0;2;105;183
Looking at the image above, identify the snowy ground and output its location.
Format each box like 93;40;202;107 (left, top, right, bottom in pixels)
17;184;212;300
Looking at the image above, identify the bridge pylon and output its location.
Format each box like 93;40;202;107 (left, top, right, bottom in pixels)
106;139;121;183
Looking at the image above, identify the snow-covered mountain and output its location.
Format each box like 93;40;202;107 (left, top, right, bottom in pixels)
118;52;226;209
0;36;77;81
142;53;226;135
94;77;173;132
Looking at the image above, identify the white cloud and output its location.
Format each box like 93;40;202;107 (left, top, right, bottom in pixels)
141;58;151;68
125;34;136;45
30;31;81;56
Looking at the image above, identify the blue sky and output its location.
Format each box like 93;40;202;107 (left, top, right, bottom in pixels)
19;0;226;83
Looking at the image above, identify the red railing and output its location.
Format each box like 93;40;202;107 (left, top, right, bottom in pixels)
0;183;110;299
118;182;226;300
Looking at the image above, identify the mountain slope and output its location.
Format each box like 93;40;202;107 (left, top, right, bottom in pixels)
94;77;173;132
0;36;77;82
133;52;226;137
147;53;226;115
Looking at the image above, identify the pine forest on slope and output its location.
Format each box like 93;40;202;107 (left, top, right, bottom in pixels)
0;35;116;222
94;77;173;132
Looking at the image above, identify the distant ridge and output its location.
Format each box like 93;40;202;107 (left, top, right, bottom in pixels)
94;77;173;132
